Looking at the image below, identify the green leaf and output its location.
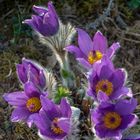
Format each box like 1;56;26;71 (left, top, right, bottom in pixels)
54;86;70;103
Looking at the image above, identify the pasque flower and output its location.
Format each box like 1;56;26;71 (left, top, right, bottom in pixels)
32;96;72;140
65;29;120;69
16;58;46;90
91;98;138;139
3;81;47;127
23;1;59;36
87;58;132;102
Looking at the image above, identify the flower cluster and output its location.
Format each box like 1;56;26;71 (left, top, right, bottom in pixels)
4;58;73;140
3;1;138;140
66;28;138;139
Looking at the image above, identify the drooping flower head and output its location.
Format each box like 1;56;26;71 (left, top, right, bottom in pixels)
3;81;47;127
91;98;138;139
16;58;47;90
33;96;72;140
65;29;120;69
23;1;59;36
87;58;132;102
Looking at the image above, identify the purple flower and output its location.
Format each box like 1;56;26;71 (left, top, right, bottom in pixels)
91;98;138;139
3;81;47;127
23;1;59;36
87;58;132;102
32;97;72;140
16;58;46;90
65;29;120;69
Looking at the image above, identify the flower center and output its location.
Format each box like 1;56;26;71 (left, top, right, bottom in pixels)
95;79;113;96
104;112;122;129
88;50;103;64
26;97;41;112
51;118;63;134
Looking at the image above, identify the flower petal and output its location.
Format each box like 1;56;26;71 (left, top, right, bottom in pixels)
99;65;113;79
57;118;70;133
16;64;28;84
119;114;138;129
23;17;39;31
87;88;96;100
27;113;39;127
32;5;48;15
60;98;71;118
11;107;30;122
39;70;46;89
97;91;109;102
3;92;27;106
48;1;58;19
65;45;85;58
91;109;102;124
110;87;130;100
110;69;126;90
95;124;121;139
77;28;92;55
107;42;120;58
93;31;108;53
115;98;137;115
24;81;40;98
34;109;51;130
40;96;61;120
76;58;91;69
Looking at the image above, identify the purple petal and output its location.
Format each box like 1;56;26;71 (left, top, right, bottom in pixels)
32;5;48;15
87;88;97;100
11;107;30;122
23;18;39;31
60;98;71;118
57;118;70;133
97;91;109;102
119;114;138;129
32;15;43;28
93;31;108;53
33;110;54;138
38;110;51;130
98;101;114;111
27;113;39;127
95;124;121;139
40;96;61;120
101;56;115;71
28;62;40;77
48;1;58;19
88;70;99;89
37;110;66;139
99;65;113;79
107;42;120;58
24;1;59;37
76;58;91;69
24;81;40;98
65;45;85;58
94;124;107;138
16;64;28;84
39;70;46;89
3;92;27;106
77;28;93;55
110;87;129;100
110;69;126;90
91;109;102;124
115;98;137;115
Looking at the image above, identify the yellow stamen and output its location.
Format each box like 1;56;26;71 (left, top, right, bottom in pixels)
95;79;113;96
51;118;63;134
88;51;102;64
26;97;41;112
104;112;122;129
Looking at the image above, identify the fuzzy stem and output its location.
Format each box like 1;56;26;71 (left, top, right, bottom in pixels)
59;52;75;89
